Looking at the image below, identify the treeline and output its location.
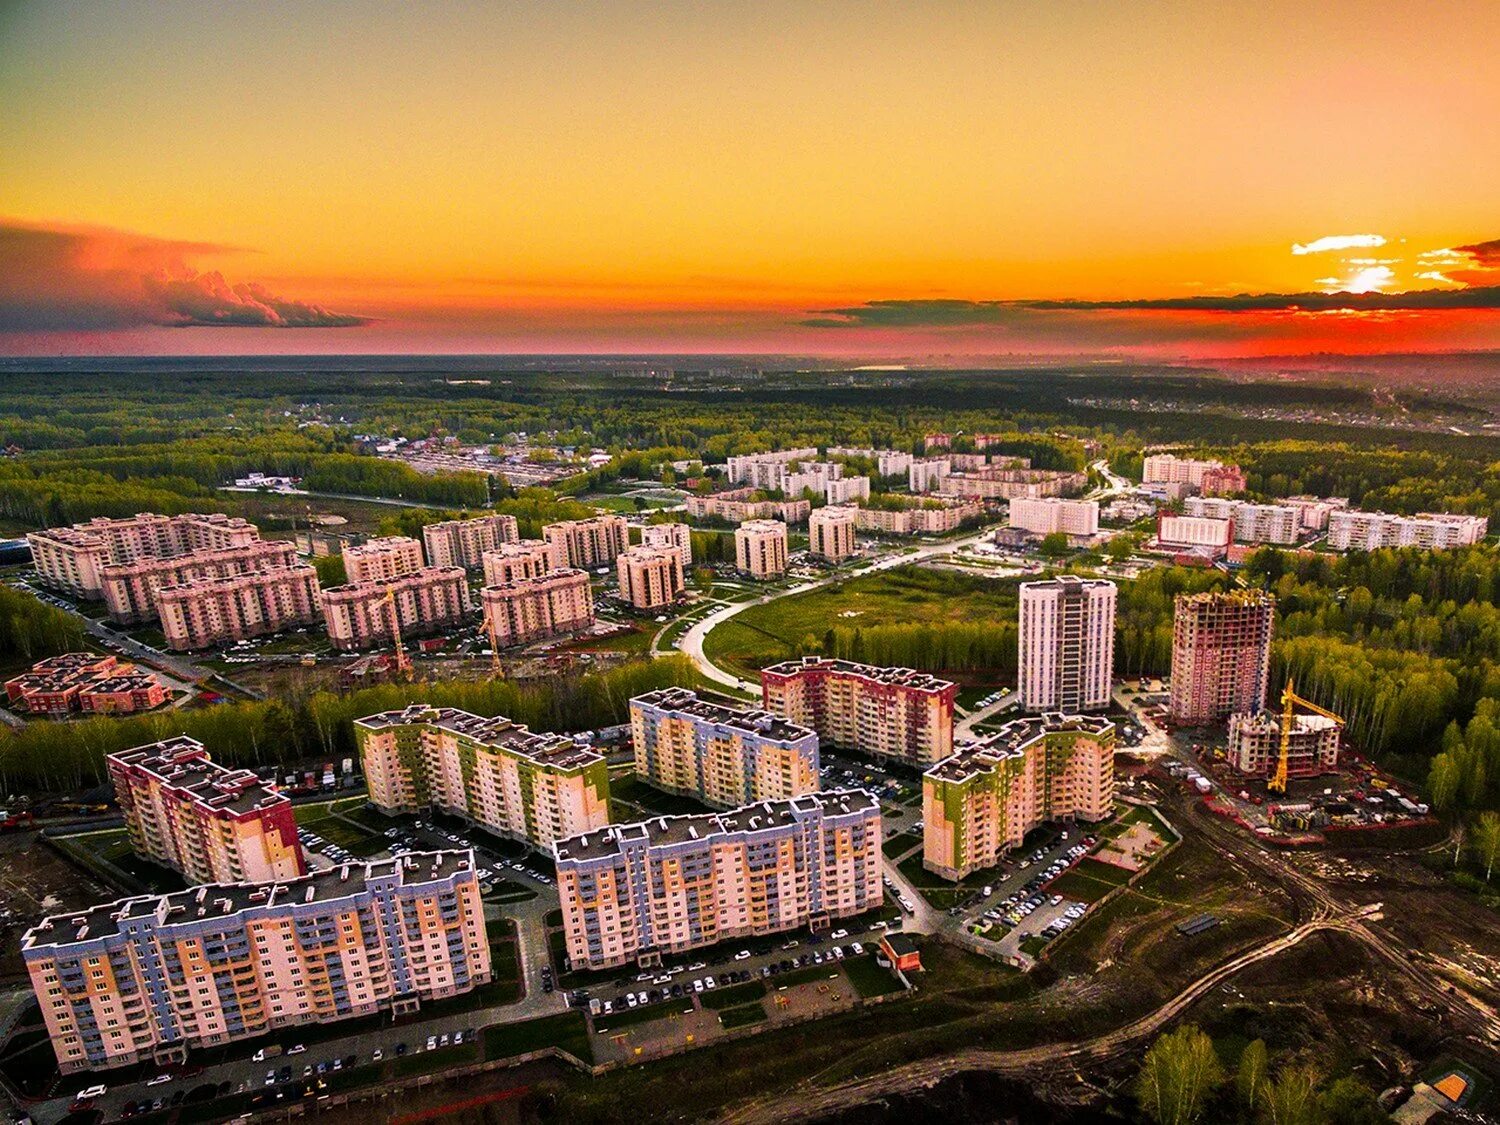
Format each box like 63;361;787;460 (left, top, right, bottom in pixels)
304;453;489;507
0;587;87;660
0;656;698;795
825;621;1019;674
373;490;597;541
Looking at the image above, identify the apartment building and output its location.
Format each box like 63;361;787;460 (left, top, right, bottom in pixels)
1228;711;1341;779
640;521;693;569
1283;496;1347;531
616;546;685;611
876;450;913;477
23;852;488;1074
725;448;818;488
1018;577;1116;712
631;687;820;809
1156;514;1233;556
923;713;1116;880
5;653;167;716
1327;510;1488;552
355;705;610;848
29;513;260;599
542;515;629;570
937;468;1088;501
1008;497;1100;537
1142;454;1230;488
1182;497;1301;545
108;736;305;885
554;790;881;970
480;539;553;587
341;536;426;585
101;540;301;624
923;432;952;450
761;657;957;766
783;461;843;499
481;569;595;647
909;457;951;493
683;489;811;526
421;514;520;570
156;566;322;651
322;567;471;652
1168;590;1275;726
851;497;982;535
735;519;788;579
825;475;871;505
1201;464;1248;496
808;505;858;562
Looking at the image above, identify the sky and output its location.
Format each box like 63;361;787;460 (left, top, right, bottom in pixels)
2;0;1499;359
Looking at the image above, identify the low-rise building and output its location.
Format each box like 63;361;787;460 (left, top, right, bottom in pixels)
922;714;1116;880
640;521;693;569
630;687;820;809
543;515;629;570
762;657;956;766
616;546;685;610
355;705;610;848
107;737;305;885
23;852;487;1073
852;497;982;535
156;566;322;651
1200;464;1248;496
481;539;553;586
342;536;426;585
422;514;520;570
554;791;882;970
1008;497;1099;537
101;540;301;624
321;567;471;652
808;505;858;561
735;519;788;579
937;468;1087;501
1143;453;1232;488
1327;510;1488;552
481;569;595;647
5;653;167;715
1228;711;1340;779
1156;514;1233;556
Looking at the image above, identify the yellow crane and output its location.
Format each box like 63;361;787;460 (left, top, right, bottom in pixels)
380;587;413;681
1267;679;1345;794
485;608;504;679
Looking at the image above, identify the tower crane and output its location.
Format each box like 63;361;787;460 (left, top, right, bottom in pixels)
380;587;413;681
1267;679;1344;794
484;606;504;679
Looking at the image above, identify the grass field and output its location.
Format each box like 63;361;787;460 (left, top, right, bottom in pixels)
483;1012;593;1064
719;1004;768;1029
841;954;906;997
699;980;767;1010
701;567;1021;679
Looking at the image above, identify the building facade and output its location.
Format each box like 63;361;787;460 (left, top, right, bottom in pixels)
480;540;554;587
631;687;820;809
342;537;426;586
1018;576;1117;712
1156;514;1233;556
1168;590;1276;726
108;737;305;885
542;515;629;570
640;521;693;569
1182;498;1301;545
824;475;871;506
808;505;858;562
322;567;471;651
923;713;1116;880
937;468;1087;501
1227;712;1340;779
734;519;788;578
908;457;952;493
616;546;685;610
761;657;957;766
554;791;882;970
23;852;488;1073
725;448;819;488
481;569;595;647
101;540;301;624
422;514;520;570
156;566;322;651
5;653;167;716
355;705;610;849
1008;497;1100;537
683;489;811;525
1327;510;1488;552
1142;454;1230;488
29;513;260;600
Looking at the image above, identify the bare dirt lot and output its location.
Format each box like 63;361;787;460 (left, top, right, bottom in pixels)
0;832;114;982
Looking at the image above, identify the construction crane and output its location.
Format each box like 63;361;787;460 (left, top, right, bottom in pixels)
1267;679;1345;794
380;587;413;681
485;608;504;679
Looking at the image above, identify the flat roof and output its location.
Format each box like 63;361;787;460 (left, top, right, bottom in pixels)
22;851;475;951
354;704;602;770
632;687;813;744
555;789;878;864
926;712;1116;784
760;657;954;694
107;736;286;816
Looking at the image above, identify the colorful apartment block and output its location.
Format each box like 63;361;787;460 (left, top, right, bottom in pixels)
22;852;488;1073
422;514;520;570
321;567;472;651
1169;590;1275;726
480;568;595;647
480;540;554;587
5;653;167;716
341;536;426;585
101;540;302;624
354;705;610;849
156;565;323;651
542;515;629;570
29;513;260;600
107;737;306;885
555;790;882;970
630;687;820;809
923;713;1116;880
761;657;957;766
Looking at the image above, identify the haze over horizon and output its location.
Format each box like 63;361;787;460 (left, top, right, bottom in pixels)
3;1;1499;359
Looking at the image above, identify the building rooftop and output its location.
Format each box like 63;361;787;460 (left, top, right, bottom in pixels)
760;657;955;694
21;851;475;952
107;736;288;817
320;566;466;599
632;687;814;744
925;712;1116;784
555;789;878;863
480;567;589;595
354;704;602;770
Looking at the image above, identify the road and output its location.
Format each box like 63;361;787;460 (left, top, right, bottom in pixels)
1084;457;1133;501
678;526;999;693
954;690;1017;737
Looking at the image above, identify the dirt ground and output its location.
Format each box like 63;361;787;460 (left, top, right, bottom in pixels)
0;832;114;981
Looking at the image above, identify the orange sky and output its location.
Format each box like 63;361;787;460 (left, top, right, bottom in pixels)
2;1;1498;356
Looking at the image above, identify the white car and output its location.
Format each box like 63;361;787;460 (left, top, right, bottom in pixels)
831;928;848;940
734;949;751;961
147;1074;172;1087
287;1044;306;1054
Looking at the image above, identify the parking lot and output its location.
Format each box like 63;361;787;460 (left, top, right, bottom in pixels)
955;828;1105;961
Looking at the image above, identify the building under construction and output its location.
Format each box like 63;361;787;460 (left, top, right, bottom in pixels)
1227;710;1341;780
1168;589;1275;726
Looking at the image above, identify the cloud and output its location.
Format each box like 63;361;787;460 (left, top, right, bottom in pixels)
0;219;367;331
1291;233;1387;255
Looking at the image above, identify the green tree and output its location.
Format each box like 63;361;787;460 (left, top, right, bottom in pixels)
1426;751;1462;814
1319;1076;1385;1125
1135;1025;1224;1125
1039;532;1071;558
312;554;347;587
1237;1039;1268;1114
1471;811;1500;881
1258;1065;1321;1125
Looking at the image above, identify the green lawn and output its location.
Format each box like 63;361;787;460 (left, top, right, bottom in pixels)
698;980;767;1010
594;1001;696;1033
482;1011;593;1064
719;1004;768;1029
883;831;923;859
840;954;907;997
